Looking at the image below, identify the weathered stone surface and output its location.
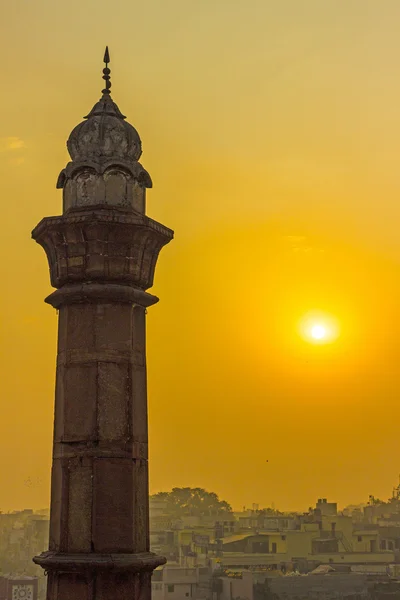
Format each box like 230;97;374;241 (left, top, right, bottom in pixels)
67;463;93;552
97;362;129;441
52;574;91;600
34;552;164;572
55;92;153;213
48;458;65;552
32;50;171;600
32;208;172;290
63;304;95;351
92;458;134;553
95;304;132;351
47;283;159;310
63;364;97;441
37;287;168;595
68;97;142;163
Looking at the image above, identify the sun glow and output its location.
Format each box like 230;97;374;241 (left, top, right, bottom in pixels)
299;312;339;344
311;324;326;340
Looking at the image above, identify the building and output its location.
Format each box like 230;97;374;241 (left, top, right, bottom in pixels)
148;496;400;599
0;576;38;600
31;47;173;600
0;511;48;599
212;570;253;600
152;566;212;600
267;570;399;600
315;499;338;517
152;498;400;576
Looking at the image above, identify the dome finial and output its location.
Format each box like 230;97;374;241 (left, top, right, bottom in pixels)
102;46;111;96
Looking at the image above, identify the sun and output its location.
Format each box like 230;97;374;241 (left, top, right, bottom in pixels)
311;324;326;340
299;312;339;345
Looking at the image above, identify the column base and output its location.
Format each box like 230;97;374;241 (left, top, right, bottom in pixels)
33;551;166;573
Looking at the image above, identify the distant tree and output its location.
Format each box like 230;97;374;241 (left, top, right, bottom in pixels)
151;487;232;517
257;507;282;519
368;495;383;506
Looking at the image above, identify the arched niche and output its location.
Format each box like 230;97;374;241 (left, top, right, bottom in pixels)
76;170;98;206
104;168;130;207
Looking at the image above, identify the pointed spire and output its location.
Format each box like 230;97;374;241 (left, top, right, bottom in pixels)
102;46;111;96
83;46;127;120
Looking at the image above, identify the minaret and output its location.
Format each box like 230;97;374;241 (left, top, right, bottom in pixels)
32;48;173;600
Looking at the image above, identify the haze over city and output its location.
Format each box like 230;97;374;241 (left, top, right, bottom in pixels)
3;0;400;516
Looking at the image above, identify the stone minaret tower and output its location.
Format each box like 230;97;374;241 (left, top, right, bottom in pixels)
32;48;173;600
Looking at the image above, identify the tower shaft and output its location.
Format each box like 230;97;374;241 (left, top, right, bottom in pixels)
32;50;173;600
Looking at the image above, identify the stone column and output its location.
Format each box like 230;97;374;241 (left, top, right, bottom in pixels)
32;207;173;600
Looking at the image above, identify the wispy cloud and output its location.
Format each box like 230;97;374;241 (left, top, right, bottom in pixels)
285;235;307;244
283;235;324;254
0;136;26;152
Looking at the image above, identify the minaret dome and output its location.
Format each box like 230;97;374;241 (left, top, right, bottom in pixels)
56;47;152;214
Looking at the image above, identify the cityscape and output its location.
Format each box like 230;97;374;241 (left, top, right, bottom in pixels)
3;483;400;599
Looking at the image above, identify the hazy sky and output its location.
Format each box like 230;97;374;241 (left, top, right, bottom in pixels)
2;0;400;512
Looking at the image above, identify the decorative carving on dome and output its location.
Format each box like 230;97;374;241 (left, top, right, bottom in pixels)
66;109;142;163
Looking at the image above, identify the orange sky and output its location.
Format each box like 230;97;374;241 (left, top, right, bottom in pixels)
2;0;400;512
